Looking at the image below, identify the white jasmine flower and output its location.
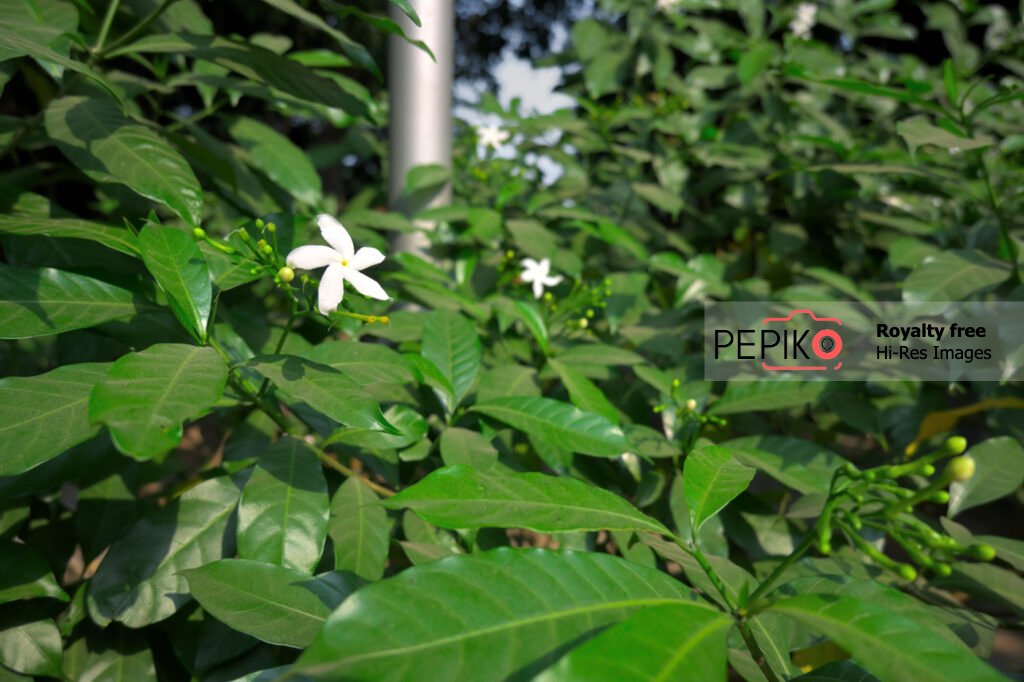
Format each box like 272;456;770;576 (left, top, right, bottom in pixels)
477;124;511;150
286;214;389;315
520;257;563;299
789;3;817;39
656;0;680;11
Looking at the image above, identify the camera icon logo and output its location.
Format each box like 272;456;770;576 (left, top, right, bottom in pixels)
761;309;843;372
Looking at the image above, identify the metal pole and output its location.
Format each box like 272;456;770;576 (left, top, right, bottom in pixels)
388;0;454;256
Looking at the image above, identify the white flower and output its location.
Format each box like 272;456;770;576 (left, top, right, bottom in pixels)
477;124;510;150
789;3;817;39
285;214;390;315
520;257;563;299
656;0;680;11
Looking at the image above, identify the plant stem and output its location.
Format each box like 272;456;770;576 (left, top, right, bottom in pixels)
93;0;121;53
747;529;817;604
737;620;781;682
96;0;181;59
311;446;395;497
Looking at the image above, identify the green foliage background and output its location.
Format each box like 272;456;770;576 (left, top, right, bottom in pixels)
0;0;1022;680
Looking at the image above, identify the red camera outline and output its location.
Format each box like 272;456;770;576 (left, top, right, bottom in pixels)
760;309;843;372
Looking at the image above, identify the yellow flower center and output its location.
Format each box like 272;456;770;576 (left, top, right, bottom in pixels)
340;258;349;267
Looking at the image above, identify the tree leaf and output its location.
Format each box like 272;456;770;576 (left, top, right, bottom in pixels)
722;435;843;495
902;250;1012;303
0;264;141;339
404;163;451;194
548;358;619;425
228;117;322;206
107;34;371;116
387;0;421;26
791;660;880;681
301;341;415;386
0;611;62;678
683;446;755;532
737;41;776;84
535;603;731;682
420;310;481;410
471;396;630;458
87;476;241;628
631;182;683;217
0;362;110;476
257;0;380;78
329;477;389;582
238;437;329;573
948;437;1024;517
0;215;139;256
295;548;698;681
896;116;993;154
138;225;212;342
45;92;203;226
245;355;396;433
183;559;356;648
708;382;830;415
439;427;498;471
767;593;1005;682
382;465;671;535
0;541;68;605
512;300;549;354
89;344;228;461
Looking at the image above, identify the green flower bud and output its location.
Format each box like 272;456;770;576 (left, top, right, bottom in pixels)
266;222;276;233
238;230;250;241
945;455;976;482
257;239;268;249
586;309;595;318
277;267;295;283
193;227;206;239
260;243;273;255
920;463;936;476
945;436;968;455
255;218;265;229
932;562;952;577
967;544;996;561
898;564;918;581
685;398;697;411
930;490;950;504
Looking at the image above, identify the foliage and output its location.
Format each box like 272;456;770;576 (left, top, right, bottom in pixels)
0;0;1022;680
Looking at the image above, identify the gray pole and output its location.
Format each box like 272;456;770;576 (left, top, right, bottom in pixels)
388;0;454;256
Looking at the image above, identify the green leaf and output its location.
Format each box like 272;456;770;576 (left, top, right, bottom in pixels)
631;182;683;217
897;116;993;154
108;34;370;116
439;427;498;471
767;593;1005;682
722;436;843;495
88;344;228;460
404;164;451;194
535;603;731;682
257;0;380;78
87;476;241;628
45;93;203;226
513;300;549;355
388;0;421;26
948;437;1024;518
329;477;389;582
383;465;670;535
471;396;630;458
0;23;120;104
326;404;427;451
903;250;1013;303
943;562;1024;616
138;225;212;342
301;340;415;389
708;382;829;415
420;310;481;409
228;118;322;206
548;358;619;425
0;362;110;476
183;559;356;648
0;542;68;605
0;264;141;339
238;437;329;573
0;215;139;256
792;661;880;681
737;41;776;84
0;612;62;678
942;59;958;106
296;548;698;681
683;446;755;532
245;355;396;433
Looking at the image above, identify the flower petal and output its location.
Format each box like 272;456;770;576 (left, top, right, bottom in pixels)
349;246;385;271
343;268;390;301
318;263;345;315
543;274;564;287
521;257;539;272
532;279;545;299
317;214;354;259
286;245;340;270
